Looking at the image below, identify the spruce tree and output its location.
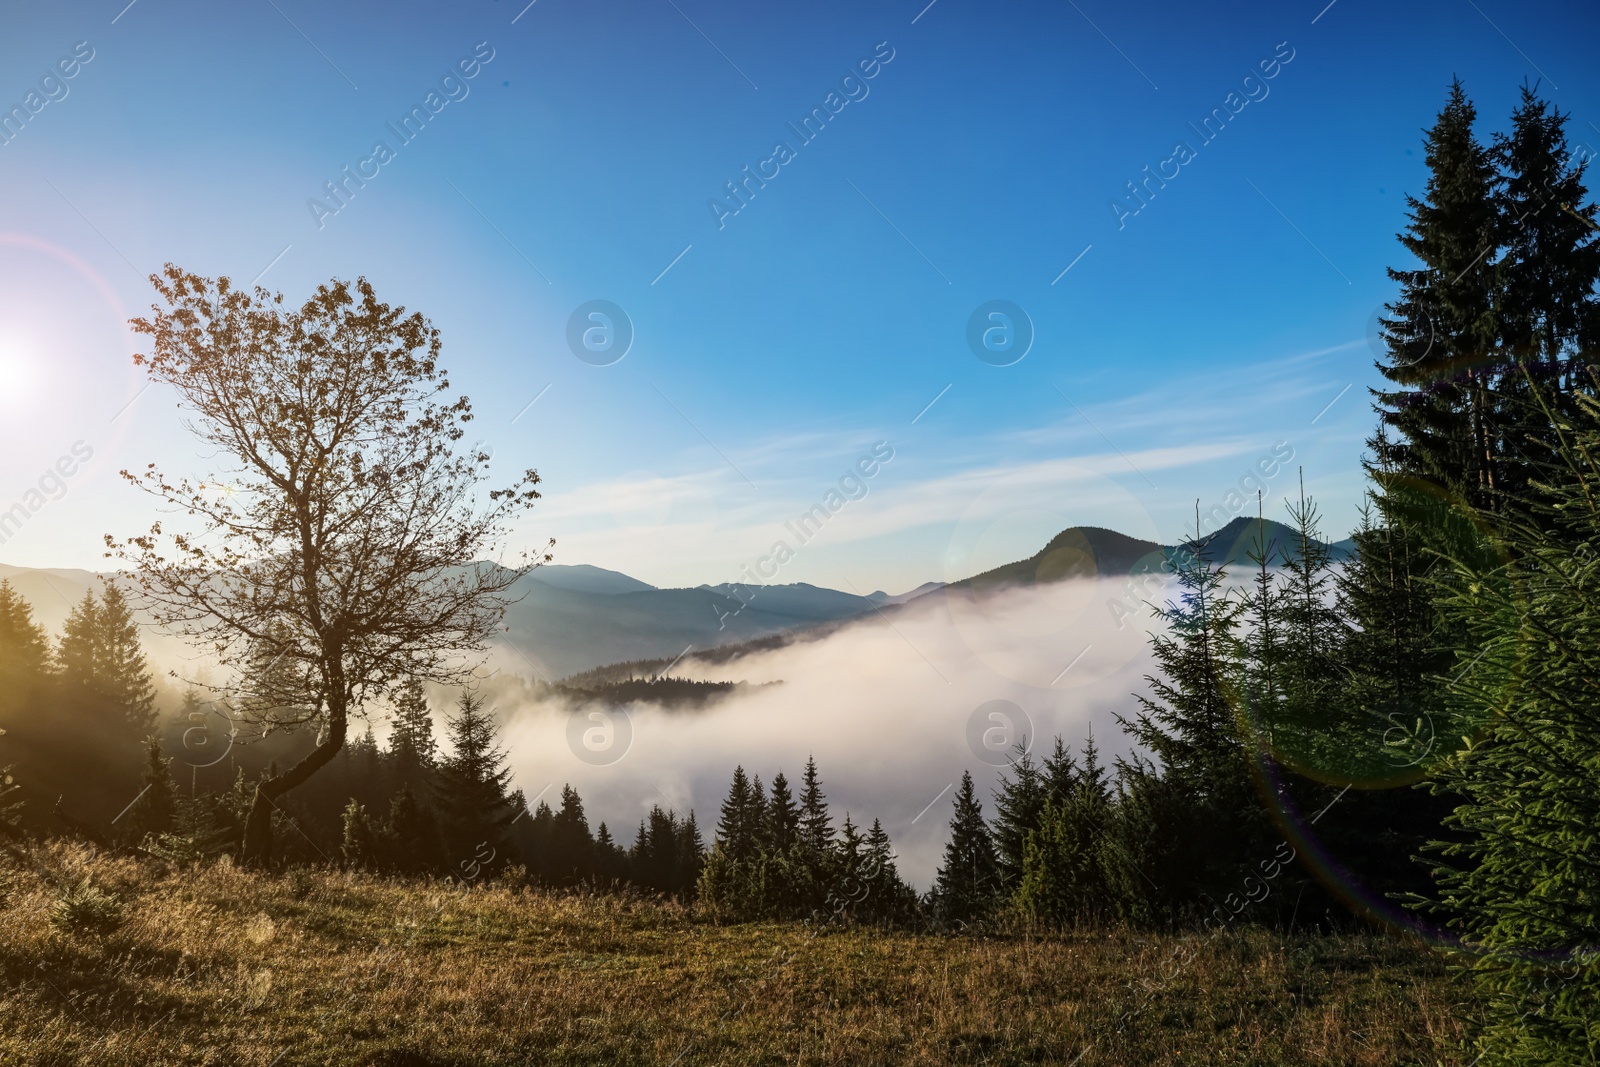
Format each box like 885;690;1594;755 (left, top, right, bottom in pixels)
676;810;705;896
145;790;233;865
1336;489;1448;780
1119;532;1252;808
796;756;836;910
593;821;629;884
861;817;916;923
549;784;594;885
1241;497;1286;747
1493;86;1599;381
834;814;865;902
94;585;157;735
990;743;1047;893
389;678;438;792
1491;86;1600;516
0;729;21;846
765;770;800;855
1421;373;1600;1066
714;766;759;861
57;585;156;736
434;691;519;865
1114;528;1262;915
56;591;100;688
631;805;691;894
0;583;55;827
797;756;834;856
126;737;177;843
382;782;437;874
1373;79;1503;507
702;767;762;915
1041;735;1079;805
934;771;1000;925
1270;480;1350;776
1016;734;1113;925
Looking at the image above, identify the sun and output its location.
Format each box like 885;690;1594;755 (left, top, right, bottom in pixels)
0;330;40;403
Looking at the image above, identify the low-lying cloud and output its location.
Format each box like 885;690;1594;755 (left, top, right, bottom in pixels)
499;575;1167;889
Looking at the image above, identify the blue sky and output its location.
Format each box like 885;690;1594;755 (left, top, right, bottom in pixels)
1;0;1597;592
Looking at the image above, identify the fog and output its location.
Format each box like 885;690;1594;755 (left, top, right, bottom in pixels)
498;574;1171;889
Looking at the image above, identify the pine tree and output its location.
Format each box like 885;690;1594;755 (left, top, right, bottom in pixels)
991;743;1047;892
0;581;52;747
434;691;519;866
1373;79;1503;507
713;766;759;862
94;585;157;734
126;737;177;843
631;805;692;894
0;729;21;846
389;678;438;792
934;771;1000;925
145;790;233;865
676;810;705;896
1016;734;1114;925
593;821;629;884
1420;373;1600;1066
57;585;156;736
797;756;833;856
861;817;917;923
1269;479;1352;776
382;782;437;874
765;770;800;856
1113;527;1264;916
548;784;594;886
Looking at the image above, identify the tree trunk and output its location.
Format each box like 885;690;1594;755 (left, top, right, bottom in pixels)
240;696;348;867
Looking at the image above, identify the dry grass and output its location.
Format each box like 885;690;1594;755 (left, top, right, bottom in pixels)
0;843;1476;1066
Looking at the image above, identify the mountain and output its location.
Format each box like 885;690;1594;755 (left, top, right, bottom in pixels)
0;519;1355;682
528;564;657;596
497;579;881;679
0;564;105;635
866;581;944;606
946;526;1165;593
1181;517;1356;568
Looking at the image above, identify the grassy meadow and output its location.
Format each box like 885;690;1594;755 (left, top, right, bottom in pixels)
0;844;1476;1066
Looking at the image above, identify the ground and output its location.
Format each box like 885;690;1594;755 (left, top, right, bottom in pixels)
0;844;1475;1066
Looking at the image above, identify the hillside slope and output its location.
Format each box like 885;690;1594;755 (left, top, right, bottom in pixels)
0;844;1474;1067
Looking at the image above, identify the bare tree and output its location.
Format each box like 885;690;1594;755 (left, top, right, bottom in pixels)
109;267;548;865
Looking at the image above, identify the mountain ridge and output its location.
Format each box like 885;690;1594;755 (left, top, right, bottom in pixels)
1;519;1356;679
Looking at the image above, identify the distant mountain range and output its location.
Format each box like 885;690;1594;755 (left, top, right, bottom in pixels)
1;517;1355;681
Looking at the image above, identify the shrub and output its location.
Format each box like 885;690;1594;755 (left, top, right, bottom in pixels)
50;877;125;940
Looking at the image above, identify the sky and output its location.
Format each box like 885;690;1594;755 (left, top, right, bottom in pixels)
2;0;1598;594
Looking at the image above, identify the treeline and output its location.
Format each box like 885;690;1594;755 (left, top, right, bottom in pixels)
3;78;1595;1067
143;683;709;895
697;759;918;923
1357;81;1600;1067
920;492;1451;932
0;584;156;837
